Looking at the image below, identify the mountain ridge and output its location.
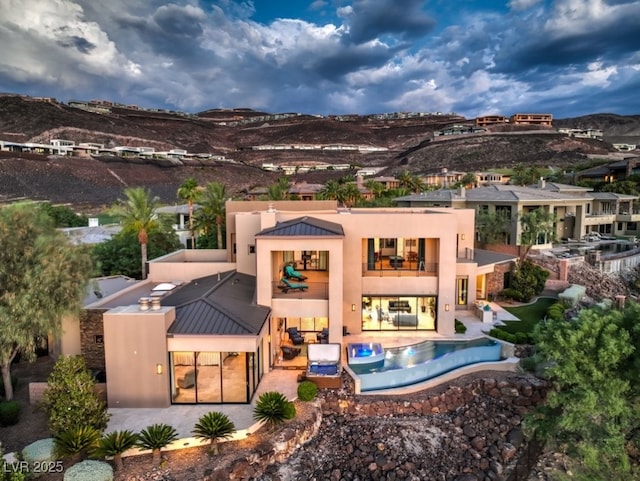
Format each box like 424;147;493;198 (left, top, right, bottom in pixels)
0;94;638;210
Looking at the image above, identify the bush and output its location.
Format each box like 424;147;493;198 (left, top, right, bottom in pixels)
253;391;293;428
454;319;467;334
283;401;296;420
0;375;19;399
22;438;57;468
63;460;113;481
506;261;550;302
546;302;565;322
42;356;110;436
297;381;318;402
0;400;20;426
53;426;100;461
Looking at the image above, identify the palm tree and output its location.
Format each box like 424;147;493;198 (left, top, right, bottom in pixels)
192;411;236;455
267;177;291;200
195;182;227;249
109;187;161;279
398;170;414;190
137;423;178;465
339;182;362;207
177;177;201;249
318;180;342;204
364;179;385;199
94;430;139;471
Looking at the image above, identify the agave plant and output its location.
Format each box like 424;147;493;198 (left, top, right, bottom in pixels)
253;391;295;429
53;425;100;463
94;430;139;471
192;412;236;455
137;423;178;465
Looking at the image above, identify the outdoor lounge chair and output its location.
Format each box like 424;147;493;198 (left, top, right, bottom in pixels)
284;264;308;281
287;327;305;345
279;278;309;293
281;345;301;360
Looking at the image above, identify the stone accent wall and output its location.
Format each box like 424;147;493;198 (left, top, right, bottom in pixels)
486;262;512;298
80;309;106;371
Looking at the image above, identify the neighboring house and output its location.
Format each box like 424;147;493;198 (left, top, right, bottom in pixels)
394;181;640;245
64;200;514;408
573;157;640;184
155;204;201;248
475;115;506;127
509;113;553;126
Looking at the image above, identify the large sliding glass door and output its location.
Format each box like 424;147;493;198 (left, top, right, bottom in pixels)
171;350;260;404
361;295;437;331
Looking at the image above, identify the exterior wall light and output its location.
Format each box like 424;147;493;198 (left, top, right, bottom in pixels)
351;304;357;311
445;304;450;312
156;363;163;375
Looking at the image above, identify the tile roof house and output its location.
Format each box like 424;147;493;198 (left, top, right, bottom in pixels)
62;200;515;408
394;181;640;246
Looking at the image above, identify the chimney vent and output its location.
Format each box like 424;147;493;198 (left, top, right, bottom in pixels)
139;297;150;311
151;298;161;310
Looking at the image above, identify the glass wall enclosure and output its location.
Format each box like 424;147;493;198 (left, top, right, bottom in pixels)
273;251;330;298
282;250;328;271
170;350;261;404
364;238;438;274
362;296;437;331
279;317;329;343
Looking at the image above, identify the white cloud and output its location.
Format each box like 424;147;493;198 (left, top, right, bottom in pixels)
508;0;543;11
580;61;618;87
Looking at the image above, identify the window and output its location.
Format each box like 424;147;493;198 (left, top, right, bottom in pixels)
361;295;436;331
248;245;256;254
457;278;468;305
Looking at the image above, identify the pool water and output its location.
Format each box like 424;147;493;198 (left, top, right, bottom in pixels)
348;337;502;392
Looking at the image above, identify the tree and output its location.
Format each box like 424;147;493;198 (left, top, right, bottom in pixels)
456;172;477;188
267;177;291;200
42;355;110;435
195;182;227;249
109;187;163;279
318;180;342;205
177;177;201;249
529;304;640;479
510;165;542;186
38;202;88;227
93;229;181;278
506;260;549;302
339;182;362;207
94;430;139;471
475;210;511;245
519;208;556;260
0;204;94;401
599;180;639;195
364;179;385;198
192;411;236;455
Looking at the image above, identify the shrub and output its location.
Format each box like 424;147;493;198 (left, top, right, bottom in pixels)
192;412;236;455
63;459;113;481
94;430;139;472
22;438;57;469
42;356;110;436
253;391;293;428
53;426;100;461
0;400;20;426
297;381;318;402
488;328;517;344
454;319;467;334
137;424;178;465
0;375;19;399
500;288;521;302
546;302;565;322
283;401;296;420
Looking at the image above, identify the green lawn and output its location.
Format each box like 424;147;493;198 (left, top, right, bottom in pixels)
500;297;557;334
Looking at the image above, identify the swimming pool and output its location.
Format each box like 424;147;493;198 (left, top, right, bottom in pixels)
347;338;502;392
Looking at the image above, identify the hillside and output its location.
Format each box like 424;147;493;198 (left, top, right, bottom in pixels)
0;94;638;210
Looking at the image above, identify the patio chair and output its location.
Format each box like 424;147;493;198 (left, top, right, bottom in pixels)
279;278;309;293
316;327;329;343
287;327;305;345
281;345;301;360
284;264;308;281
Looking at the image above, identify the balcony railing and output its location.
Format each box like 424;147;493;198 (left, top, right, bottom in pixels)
362;262;438;277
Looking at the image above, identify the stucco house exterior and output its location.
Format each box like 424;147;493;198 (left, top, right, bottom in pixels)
59;200;514;408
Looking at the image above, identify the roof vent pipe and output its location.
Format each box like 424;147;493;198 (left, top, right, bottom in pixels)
151;298;161;310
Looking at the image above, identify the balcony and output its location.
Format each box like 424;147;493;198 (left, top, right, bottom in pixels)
272;270;330;299
615;212;640;222
362;260;438;277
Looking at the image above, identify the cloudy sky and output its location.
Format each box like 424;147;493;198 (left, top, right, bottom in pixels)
1;0;639;118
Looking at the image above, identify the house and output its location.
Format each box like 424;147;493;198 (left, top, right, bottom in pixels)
62;200;514;408
155;204;200;248
394;181;640;246
509;113;553;127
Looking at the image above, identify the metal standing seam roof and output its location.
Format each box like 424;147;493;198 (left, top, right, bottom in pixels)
396;185;593;203
255;216;345;237
164;271;270;336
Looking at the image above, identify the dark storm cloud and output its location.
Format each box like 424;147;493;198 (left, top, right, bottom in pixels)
306;43;398;80
341;0;435;44
56;35;96;54
493;2;640;74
